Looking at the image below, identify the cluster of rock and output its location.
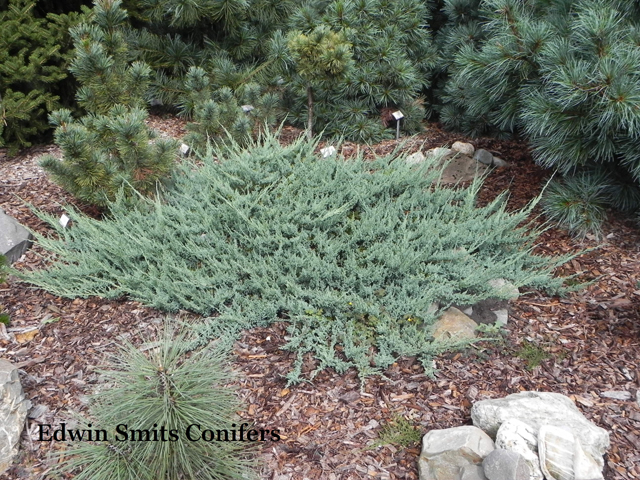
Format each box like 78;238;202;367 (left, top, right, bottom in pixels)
406;141;509;184
429;278;519;342
419;391;610;480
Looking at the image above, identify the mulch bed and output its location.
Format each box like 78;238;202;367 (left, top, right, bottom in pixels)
1;117;639;480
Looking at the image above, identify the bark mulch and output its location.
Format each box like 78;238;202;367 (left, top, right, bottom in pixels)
0;118;639;480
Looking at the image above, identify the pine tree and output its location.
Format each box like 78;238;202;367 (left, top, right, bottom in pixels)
287;25;354;139
439;0;640;232
0;0;85;155
283;0;438;142
54;322;256;480
40;0;178;208
182;66;282;153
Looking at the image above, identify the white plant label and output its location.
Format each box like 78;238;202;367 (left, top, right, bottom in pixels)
320;146;337;158
59;214;70;228
392;110;404;120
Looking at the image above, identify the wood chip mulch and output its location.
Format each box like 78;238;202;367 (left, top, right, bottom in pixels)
1;118;639;480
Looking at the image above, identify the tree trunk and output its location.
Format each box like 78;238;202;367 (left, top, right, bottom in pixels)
306;84;313;141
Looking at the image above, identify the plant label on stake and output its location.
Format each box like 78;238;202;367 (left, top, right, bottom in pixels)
320;146;336;158
392;111;404;140
59;214;70;228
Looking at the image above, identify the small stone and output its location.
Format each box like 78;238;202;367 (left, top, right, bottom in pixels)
406;151;426;165
600;390;631;401
492;157;509;168
473;149;494;165
493;309;508;326
488;278;519;300
431;307;478;341
461;464;488;480
425;147;453;158
452;141;475;156
482;449;530;480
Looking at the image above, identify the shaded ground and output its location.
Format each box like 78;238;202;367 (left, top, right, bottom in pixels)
1;117;639;479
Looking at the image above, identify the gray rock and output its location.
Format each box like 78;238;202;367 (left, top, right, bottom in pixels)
0;209;32;264
538;425;604;480
473;149;494;166
461;464;488;480
482;449;530;480
488;278;519;301
471;392;609;471
419;426;495;480
600;390;631;401
495;418;543;480
493;309;509;327
491;157;509;168
431;307;478;341
0;359;31;474
406;151;426;165
452;141;475;156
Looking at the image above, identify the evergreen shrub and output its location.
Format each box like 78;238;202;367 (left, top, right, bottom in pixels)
25;131;571;382
40;0;179;208
55;323;255;480
181;66;283;153
440;0;640;218
284;0;438;142
0;0;85;155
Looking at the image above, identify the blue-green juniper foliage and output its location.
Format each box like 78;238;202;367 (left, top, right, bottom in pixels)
25;132;570;382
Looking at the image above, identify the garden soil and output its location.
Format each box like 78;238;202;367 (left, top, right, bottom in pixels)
1;117;639;480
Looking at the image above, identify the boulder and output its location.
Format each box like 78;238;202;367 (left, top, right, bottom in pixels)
482;449;530;480
419;426;495;480
452;141;475;156
461;465;488;480
0;209;32;264
0;359;31;474
538;425;604;480
431;307;478;341
495;419;543;480
471;392;609;471
473;149;494;166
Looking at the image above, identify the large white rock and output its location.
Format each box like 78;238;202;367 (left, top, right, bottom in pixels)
471;392;609;471
419;426;495;480
495;419;543;480
538;425;604;480
0;359;31;474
